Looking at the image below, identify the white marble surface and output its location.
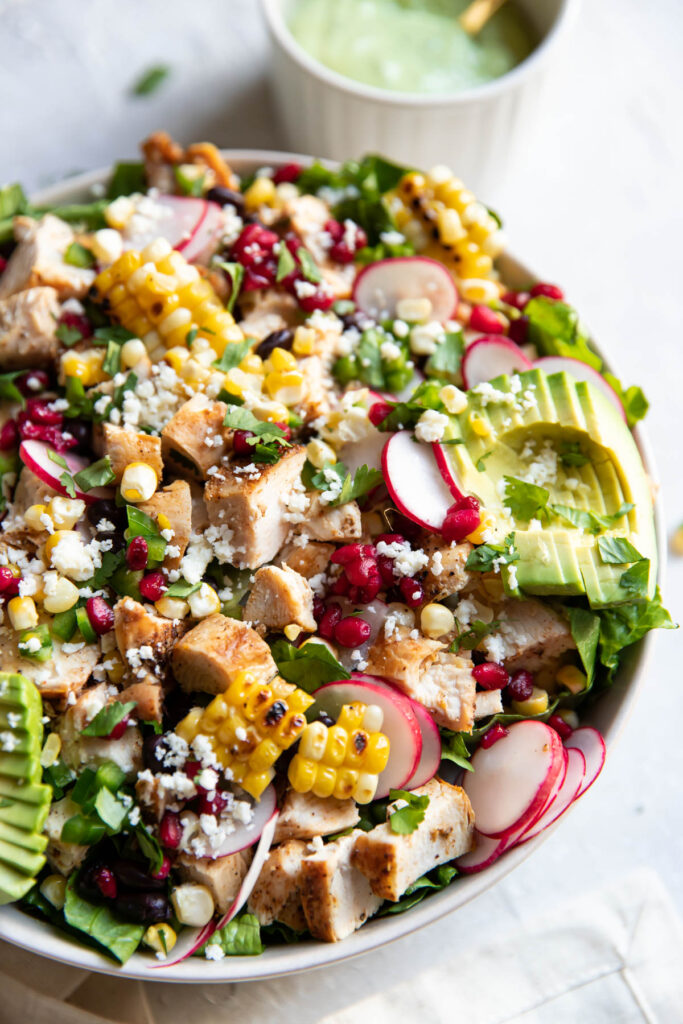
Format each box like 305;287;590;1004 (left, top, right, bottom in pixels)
1;0;682;1000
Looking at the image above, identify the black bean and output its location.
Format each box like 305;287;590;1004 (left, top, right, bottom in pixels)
113;858;165;891
86;499;127;532
255;328;294;359
206;186;246;216
317;710;335;728
76;860;109;902
341;310;372;332
66;419;93;453
114;891;171;924
143;734;168;773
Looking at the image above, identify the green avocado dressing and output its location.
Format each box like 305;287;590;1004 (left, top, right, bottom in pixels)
288;0;536;95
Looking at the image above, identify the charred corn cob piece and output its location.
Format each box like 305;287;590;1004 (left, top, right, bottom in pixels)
391;168;506;298
92;239;244;361
288;702;390;804
175;670;314;800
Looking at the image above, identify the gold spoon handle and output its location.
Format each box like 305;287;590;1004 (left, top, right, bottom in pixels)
459;0;508;36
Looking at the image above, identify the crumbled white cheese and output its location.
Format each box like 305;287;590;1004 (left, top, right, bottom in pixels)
376;539;429;578
415;409;449;443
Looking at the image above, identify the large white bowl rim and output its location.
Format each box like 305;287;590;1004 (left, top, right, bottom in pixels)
0;150;663;983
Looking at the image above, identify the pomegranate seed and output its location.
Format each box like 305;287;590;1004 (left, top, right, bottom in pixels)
334;615;371;648
86;596;114;635
313;596;325;622
185;761;201;779
126;535;148;571
17;370;50;395
530;282;564;302
197;790;230;816
376;533;406;546
506;669;534;702
330;543;366;565
297;288;334;313
324;219;344;242
480;724;509;749
548;713;573;739
458;495;481;513
139;572;167;602
0;256;6;275
442;506;480;543
273;162;303;185
508;316;529;345
26;398;63;426
242;267;275;291
377;554;395;585
108;715;130;740
319;602;343;640
233;429;254;456
357;577;382;603
345;556;379;587
151;854;172;880
330;574;350;596
472;662;509;690
469;306;505;334
0;566;20;595
501;290;529;311
369;401;392;427
94;865;117;900
159;811;182;849
275;421;292;441
0;419;18;451
398;576;424;608
329;222;368;264
18;421;77;451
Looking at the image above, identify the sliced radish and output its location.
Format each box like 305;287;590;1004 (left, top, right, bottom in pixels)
203;785;277;860
179;200;226;264
314;678;422;798
518;747;585;843
353;257;458;323
533;357;626;421
401;700;442;790
19;440;114;505
432;441;466;502
338;428;388;477
455;830;507;874
564;726;606;797
382;431;453;532
461;336;533;389
463;721;565;839
122;195;207;253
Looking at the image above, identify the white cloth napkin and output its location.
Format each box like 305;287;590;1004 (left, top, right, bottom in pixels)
0;867;680;1024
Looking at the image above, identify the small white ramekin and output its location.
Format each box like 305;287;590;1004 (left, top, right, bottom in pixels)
261;0;578;196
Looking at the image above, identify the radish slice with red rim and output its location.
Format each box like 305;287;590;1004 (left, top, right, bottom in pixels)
400;699;442;790
455;830;507;874
179;200;226;264
382;431;453;532
461;336;533;389
564;726;606;797
517;747;585;844
463;720;565;839
431;441;466;502
533;357;626;421
315;677;422;798
353;257;458;323
338;428;387;477
19;439;115;504
122;195;207;254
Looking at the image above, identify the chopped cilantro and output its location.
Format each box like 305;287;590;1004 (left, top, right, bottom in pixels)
276;245;296;282
424;329;464;381
271;639;350;692
64;242;95;269
559;441;590;467
466;533;519;572
297;248;321;283
82;701;136;737
301;460;382;507
73;456;115;492
55;322;84;347
439;730;473;772
551;501;634;535
212;337;252;373
597;536;643;565
475;450;494;472
214;261;244;315
131;64;171;97
503;476;549;521
388;789;430;834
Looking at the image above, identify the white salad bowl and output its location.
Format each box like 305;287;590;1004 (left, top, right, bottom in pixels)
0;150;663;983
261;0;580;196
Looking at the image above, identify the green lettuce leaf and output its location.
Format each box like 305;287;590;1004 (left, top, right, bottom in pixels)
64;876;144;963
199;913;263;957
271;639;350;691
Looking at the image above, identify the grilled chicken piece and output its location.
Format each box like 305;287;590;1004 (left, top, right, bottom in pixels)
177;850;252;915
351;779;475;902
278;540;335;580
0;215;95;299
474;689;503;719
204;445;307;569
114;597;187;687
244;565;316;633
59;684;143;778
0;626;98;707
115;682;163;723
171;613;277;695
139;479;193;571
238;290;299;341
298;497;362;543
44;797;88;876
93;423;163;483
11;466;59;516
161;394;231;481
365;626;476;733
420;539;472;602
274;790;360;843
0;287;60;371
300;831;382;942
248;839;308;931
481;598;576;672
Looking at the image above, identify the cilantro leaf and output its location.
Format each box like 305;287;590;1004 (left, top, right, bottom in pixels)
301;460;382;507
388;789;430;834
424;329;464;381
73;456;116;492
64;242;95;268
271;639;350;692
223;406;288;444
476;450;493;472
297;248;322;283
466;533;519;572
439;729;474;772
276;244;296;282
597;536;643;565
450;618;500;653
107;161;147;200
135;823;164;874
212;337;252;373
56;322;85;347
131;64;170;97
0;370;25;405
59;472;77;498
214;261;244;315
604;373;649;428
47;450;68;470
551;501;633;535
559;441;590;467
503;476;549;521
82;701;136;737
525;296;601;370
374;378;447;432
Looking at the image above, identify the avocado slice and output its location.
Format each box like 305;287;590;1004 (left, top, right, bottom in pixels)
444;369;657;607
0;673;52;901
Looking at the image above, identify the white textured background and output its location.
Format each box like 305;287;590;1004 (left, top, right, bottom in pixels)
0;0;682;1004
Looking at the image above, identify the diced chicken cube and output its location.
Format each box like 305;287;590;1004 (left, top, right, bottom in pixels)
171;613;277;695
351;779;475;902
135;772;174;822
204;445;307;569
420;539;472;602
93;423;163;483
0;287;60;371
0;215;95;299
278;540;335;580
481;598;575;672
11;466;59;517
244;565;316;633
248;839;308;931
44;797;88;876
0;626;98;706
297;497;362;543
139;479;192;571
365;627;476;733
115;681;163;723
176;850;252;915
114;597;187;686
59;685;144;778
161;394;231;481
238;289;299;341
474;689;503;719
300;831;383;942
274;789;360;843
283;194;330;263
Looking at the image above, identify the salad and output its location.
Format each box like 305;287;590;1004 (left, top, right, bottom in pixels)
0;134;673;966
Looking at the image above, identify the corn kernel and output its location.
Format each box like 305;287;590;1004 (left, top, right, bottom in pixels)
288;755;317;793
141;238;173;264
337;703;365;733
40;732;62;768
91;228;123;266
305;439;337;470
157;513;172;532
8;596;38;631
105;196;135;230
556;664;587;694
39;874;67;911
512;686;549;716
188;583;221;619
300;721;328;761
284;623;302;642
671;525;683;557
440;384;468;415
469;413;491;437
143;923;177;958
293;327;316;356
557;708;580;729
459;278;501;305
24;504;51;532
120;338;147;369
312;765;337;799
265;347;297;373
155;595;190;620
355;772;379;804
43;574;80;614
105;652;126;684
244;175;277;210
466;510;495;545
395;297;432;323
164;346;190;373
171;884;214;928
120;461;158;503
239;352;264;375
48;496;85;531
266;371;305;406
361;704;384;733
420;602;456;639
